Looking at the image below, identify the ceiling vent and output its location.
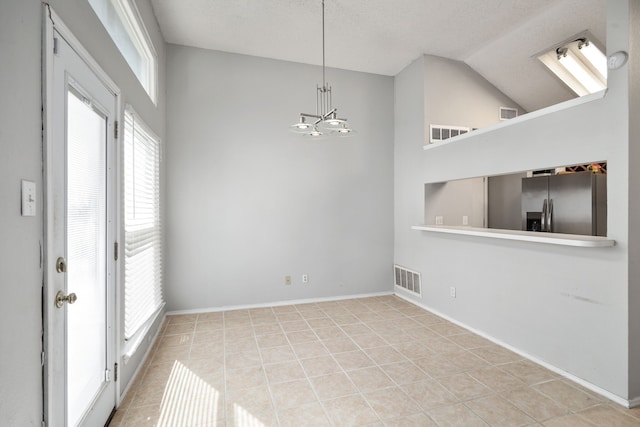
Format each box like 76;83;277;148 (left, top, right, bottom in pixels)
394;265;422;297
500;107;518;120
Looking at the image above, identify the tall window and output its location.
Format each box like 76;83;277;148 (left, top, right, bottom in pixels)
123;107;163;339
88;0;157;103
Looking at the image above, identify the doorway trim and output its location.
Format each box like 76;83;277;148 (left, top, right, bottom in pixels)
42;4;122;425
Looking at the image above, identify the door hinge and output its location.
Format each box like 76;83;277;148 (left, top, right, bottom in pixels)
41;351;45;367
114;120;119;139
42;420;46;427
53;37;58;55
114;363;118;382
114;241;119;261
105;369;111;382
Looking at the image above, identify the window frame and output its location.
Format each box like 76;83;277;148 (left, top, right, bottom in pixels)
89;0;158;103
121;105;164;347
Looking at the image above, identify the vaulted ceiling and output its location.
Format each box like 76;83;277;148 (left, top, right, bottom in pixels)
150;0;606;112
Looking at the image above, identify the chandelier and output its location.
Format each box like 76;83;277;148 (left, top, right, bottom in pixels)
290;0;353;137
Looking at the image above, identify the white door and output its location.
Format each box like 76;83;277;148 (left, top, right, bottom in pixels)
47;28;118;427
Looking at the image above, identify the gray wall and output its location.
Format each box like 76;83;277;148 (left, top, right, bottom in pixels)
627;0;640;401
423;55;523;140
394;56;426;258
424;178;486;227
0;1;43;424
165;45;394;311
0;0;166;422
394;1;637;401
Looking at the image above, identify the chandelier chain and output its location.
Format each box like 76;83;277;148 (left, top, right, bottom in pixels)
322;0;326;89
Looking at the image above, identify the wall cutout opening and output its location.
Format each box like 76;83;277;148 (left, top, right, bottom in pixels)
424;162;607;237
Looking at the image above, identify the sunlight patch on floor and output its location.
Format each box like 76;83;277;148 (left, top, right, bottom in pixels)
158;360;221;426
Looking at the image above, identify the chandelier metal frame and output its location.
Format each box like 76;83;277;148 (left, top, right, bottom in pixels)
290;0;353;137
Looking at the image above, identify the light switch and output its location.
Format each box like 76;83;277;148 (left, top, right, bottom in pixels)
21;180;36;217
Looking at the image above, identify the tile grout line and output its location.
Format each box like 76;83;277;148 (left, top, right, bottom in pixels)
251;307;284;427
337;304;415;424
323;302;389;425
347;304;442;425
288;303;341;427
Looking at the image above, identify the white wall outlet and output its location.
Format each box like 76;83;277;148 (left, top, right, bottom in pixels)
21;180;36;217
450;286;456;298
284;276;292;285
462;215;469;225
435;215;444;225
302;274;309;284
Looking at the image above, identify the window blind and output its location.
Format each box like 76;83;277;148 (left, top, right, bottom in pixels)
123;108;163;339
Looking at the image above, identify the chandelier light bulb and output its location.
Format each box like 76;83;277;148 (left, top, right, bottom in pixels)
335;124;355;137
290;116;314;133
309;127;323;137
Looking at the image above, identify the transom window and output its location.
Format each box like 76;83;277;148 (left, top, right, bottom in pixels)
88;0;157;103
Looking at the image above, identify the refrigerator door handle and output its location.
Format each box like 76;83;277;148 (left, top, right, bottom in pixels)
548;199;553;232
541;199;548;232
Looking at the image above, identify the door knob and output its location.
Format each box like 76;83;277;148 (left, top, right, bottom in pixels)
55;291;77;308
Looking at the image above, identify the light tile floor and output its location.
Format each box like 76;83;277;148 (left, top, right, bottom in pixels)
110;296;640;427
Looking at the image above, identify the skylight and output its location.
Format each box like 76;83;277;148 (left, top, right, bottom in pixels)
538;35;607;97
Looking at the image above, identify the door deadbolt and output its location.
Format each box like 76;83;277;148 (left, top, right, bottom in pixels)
55;291;77;308
56;257;67;273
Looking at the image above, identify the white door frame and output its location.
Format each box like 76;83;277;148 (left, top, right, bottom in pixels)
42;5;122;425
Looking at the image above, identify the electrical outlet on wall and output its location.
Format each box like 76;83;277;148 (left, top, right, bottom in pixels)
462;215;468;225
302;274;309;284
435;215;444;225
450;286;456;298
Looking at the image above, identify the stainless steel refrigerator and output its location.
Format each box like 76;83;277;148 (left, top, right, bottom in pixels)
521;172;607;236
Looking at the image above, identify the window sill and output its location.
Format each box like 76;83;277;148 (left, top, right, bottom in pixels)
411;225;615;247
122;303;165;364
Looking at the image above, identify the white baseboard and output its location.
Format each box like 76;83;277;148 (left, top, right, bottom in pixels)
629;395;640;409
394;292;634;409
165;291;394;316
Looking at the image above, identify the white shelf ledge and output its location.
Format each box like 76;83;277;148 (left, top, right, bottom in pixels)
423;90;607;150
411;225;615;247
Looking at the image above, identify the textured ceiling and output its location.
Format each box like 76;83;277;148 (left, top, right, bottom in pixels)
150;0;606;112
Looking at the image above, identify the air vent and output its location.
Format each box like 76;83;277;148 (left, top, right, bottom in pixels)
500;107;518;120
394;265;422;296
429;124;471;144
